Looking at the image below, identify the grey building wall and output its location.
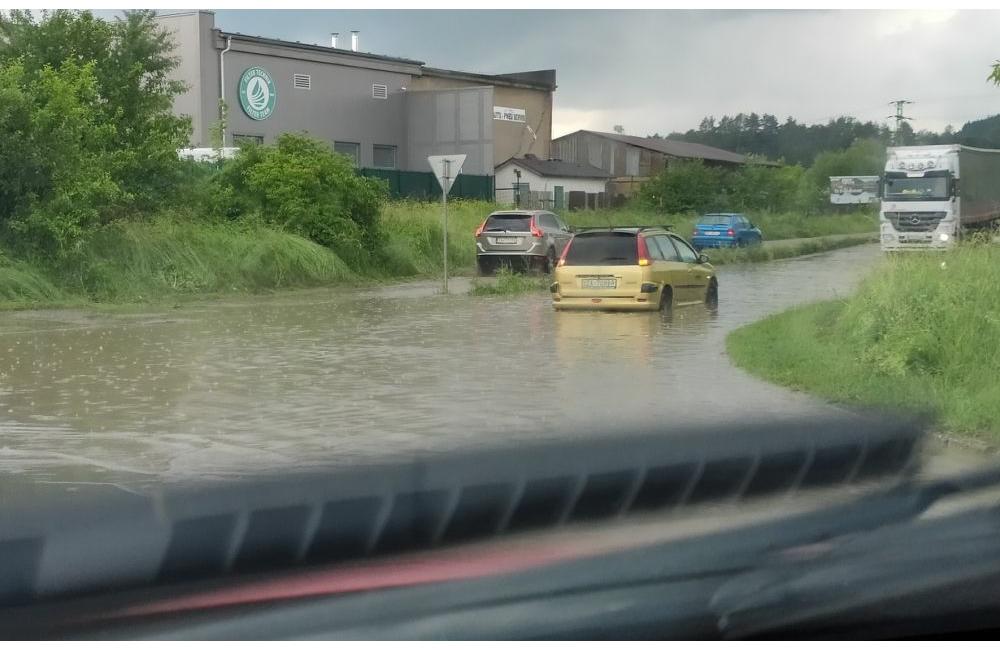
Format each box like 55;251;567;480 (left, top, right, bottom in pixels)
404;87;494;176
157;12;210;145
221;46;413;168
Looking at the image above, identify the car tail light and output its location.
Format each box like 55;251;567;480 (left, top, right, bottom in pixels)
557;238;573;267
530;217;544;238
637;236;651;266
474;221;486;237
727;228;735;236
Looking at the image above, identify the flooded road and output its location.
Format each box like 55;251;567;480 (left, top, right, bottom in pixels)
1;244;883;493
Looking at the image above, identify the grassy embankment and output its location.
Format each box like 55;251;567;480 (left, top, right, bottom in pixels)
727;242;1000;442
0;201;876;309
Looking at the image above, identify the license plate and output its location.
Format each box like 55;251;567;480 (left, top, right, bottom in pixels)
704;231;720;236
582;278;616;289
495;237;518;244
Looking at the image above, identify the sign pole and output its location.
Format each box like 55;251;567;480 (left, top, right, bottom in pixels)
426;154;465;296
442;160;450;295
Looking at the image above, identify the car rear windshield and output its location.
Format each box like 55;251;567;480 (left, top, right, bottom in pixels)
563;232;638;266
698;215;735;225
483;214;532;232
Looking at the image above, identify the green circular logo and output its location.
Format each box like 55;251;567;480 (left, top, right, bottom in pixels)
238;66;276;120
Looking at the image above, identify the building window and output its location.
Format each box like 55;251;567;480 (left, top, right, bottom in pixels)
293;73;311;90
372;83;388;100
372;144;397;169
334;141;360;166
233;134;263;147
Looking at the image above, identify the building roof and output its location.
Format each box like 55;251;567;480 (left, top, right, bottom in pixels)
557;130;753;165
497;156;611;179
215;31;555;91
421;67;556;91
218;30;425;67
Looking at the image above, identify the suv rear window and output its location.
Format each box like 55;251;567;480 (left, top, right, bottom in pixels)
483;214;532;232
563;232;637;266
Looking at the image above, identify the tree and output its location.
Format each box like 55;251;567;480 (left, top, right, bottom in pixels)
0;10;191;213
0;60;121;255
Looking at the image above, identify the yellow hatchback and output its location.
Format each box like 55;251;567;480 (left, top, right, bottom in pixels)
551;227;717;312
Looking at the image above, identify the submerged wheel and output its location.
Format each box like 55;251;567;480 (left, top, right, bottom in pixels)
705;280;719;309
659;286;673;313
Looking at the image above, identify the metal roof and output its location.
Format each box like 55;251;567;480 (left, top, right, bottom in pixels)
560;130;751;165
497;156;611;179
219;30;425;67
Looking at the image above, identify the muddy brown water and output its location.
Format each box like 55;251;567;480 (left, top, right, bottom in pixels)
0;244;905;497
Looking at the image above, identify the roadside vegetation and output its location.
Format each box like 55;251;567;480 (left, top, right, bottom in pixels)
469;267;549;296
727;239;1000;441
0;9;878;310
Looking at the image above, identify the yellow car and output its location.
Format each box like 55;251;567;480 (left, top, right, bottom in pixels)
551;226;717;312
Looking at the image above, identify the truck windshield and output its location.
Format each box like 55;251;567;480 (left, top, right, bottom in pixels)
882;175;950;201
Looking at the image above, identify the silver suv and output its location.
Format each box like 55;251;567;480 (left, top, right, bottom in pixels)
474;210;574;275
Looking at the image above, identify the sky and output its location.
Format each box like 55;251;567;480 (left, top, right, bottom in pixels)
136;9;1000;137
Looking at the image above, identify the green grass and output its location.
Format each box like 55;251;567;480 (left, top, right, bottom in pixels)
706;234;875;265
0;220;356;308
469;267;549;296
727;241;1000;442
0;200;877;310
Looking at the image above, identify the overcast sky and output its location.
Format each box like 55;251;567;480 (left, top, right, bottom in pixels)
143;9;1000;137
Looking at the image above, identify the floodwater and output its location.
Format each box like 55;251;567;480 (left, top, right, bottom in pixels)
0;245;883;494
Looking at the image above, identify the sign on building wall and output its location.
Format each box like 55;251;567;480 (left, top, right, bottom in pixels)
493;106;526;123
239;66;277;121
829;175;880;204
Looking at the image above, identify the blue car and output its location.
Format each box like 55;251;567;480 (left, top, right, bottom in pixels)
691;213;763;249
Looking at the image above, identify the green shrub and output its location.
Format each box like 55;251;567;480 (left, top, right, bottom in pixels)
213;134;388;266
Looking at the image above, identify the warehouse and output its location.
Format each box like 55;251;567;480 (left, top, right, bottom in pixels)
156;11;556;180
551;130;755;201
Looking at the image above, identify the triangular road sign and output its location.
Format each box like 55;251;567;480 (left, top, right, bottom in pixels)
427;154;467;196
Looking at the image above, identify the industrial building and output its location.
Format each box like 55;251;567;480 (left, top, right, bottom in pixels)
552;130;754;201
156;11;556;179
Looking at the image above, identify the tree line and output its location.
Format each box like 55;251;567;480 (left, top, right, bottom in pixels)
653;112;1000;167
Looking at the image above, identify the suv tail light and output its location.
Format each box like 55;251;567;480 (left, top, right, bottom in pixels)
530;216;544;238
474;221;486;237
637;236;651;266
557;238;573;267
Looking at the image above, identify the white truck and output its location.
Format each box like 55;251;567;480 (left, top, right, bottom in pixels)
880;144;1000;251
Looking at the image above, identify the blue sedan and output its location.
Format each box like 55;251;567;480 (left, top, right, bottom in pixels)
691;213;763;249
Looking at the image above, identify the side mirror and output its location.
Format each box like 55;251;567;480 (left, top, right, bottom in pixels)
697;253;710;264
567;226;577;233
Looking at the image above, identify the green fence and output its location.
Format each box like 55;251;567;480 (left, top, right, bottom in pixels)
360;168;494;201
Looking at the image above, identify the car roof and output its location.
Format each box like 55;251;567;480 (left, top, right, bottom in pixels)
576;226;673;235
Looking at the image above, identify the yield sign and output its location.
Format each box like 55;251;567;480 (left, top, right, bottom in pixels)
427;154;467;196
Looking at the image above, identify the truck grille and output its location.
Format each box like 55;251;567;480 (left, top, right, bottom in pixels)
885;212;947;232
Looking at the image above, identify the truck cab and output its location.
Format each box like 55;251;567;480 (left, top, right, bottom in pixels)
880;145;960;252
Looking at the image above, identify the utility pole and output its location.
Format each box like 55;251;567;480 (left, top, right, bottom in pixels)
887;100;914;145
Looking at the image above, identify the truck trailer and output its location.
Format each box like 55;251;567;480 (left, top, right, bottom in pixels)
880;144;1000;251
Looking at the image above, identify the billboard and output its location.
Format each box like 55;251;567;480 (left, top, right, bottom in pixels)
830;175;880;204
